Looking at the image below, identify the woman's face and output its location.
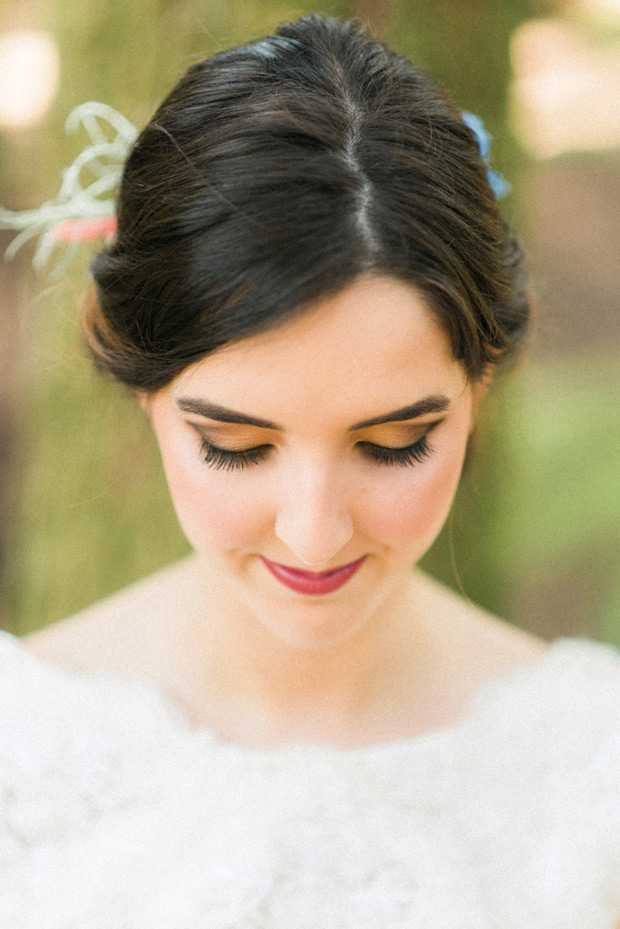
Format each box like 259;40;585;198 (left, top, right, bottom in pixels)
145;275;485;648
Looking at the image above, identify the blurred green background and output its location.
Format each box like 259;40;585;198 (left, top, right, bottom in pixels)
0;0;619;645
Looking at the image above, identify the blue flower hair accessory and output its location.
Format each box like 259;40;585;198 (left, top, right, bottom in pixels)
460;110;511;200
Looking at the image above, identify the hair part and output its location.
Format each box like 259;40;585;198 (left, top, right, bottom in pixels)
87;14;532;391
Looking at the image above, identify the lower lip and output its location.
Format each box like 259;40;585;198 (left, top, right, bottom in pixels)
261;556;366;595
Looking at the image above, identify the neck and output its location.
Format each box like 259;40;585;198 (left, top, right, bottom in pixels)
177;555;429;748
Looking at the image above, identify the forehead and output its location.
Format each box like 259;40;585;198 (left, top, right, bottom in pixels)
173;275;466;415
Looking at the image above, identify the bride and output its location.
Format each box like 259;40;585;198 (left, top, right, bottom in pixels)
2;13;619;929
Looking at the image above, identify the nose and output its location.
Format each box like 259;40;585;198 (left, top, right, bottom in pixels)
274;460;354;567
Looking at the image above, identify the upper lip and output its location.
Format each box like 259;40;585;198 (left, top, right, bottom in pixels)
262;556;365;577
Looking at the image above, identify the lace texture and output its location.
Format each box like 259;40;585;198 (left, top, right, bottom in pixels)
1;631;620;929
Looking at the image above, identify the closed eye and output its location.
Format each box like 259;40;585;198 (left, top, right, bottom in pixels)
197;433;435;471
358;435;433;467
199;438;271;471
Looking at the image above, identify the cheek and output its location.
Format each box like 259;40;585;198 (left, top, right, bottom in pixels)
158;440;269;553
364;443;466;556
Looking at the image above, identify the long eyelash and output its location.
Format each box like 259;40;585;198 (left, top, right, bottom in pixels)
199;439;269;471
199;436;433;471
361;435;433;468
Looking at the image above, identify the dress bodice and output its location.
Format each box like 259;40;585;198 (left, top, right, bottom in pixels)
1;631;620;929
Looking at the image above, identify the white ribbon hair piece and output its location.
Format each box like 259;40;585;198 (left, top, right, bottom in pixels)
0;102;137;276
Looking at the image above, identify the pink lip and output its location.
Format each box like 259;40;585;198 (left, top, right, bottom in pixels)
261;556;366;595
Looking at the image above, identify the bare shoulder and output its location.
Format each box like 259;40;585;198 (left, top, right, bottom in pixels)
24;555;199;678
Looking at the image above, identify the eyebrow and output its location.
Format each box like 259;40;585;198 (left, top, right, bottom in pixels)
176;398;278;429
176;394;450;432
349;395;450;430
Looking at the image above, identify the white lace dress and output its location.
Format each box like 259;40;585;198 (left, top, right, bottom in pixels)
1;630;620;929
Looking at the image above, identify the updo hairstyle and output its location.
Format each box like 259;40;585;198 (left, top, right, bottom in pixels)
87;14;531;392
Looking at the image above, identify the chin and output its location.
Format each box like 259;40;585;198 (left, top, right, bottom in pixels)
256;604;374;651
240;565;408;652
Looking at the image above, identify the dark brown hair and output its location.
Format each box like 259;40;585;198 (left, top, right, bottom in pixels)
87;14;531;391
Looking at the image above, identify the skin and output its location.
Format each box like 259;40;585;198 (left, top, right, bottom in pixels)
27;274;546;748
146;274;481;651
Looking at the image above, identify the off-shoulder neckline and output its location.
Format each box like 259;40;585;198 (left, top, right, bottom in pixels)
0;629;615;757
